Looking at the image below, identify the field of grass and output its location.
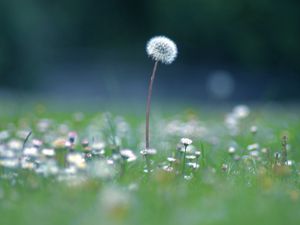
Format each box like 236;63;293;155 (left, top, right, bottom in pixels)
1;102;300;225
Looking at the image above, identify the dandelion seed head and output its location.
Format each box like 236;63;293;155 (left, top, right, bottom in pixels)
146;36;177;64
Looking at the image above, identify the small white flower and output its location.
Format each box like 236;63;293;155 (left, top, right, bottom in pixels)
32;139;43;148
146;36;177;64
185;155;196;160
167;157;176;162
0;130;10;140
247;143;259;151
180;138;193;146
250;126;257;134
187;162;199;169
140;148;157;156
0;158;19;168
120;149;137;162
233;105;250;119
67;153;86;169
221;164;228;172
249;150;259;157
23;147;38;157
41;148;55;157
228;146;236;154
8;139;22;151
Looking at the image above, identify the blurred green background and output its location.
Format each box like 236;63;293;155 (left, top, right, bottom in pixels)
0;0;299;101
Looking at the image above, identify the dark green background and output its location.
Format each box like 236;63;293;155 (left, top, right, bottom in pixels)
0;0;299;100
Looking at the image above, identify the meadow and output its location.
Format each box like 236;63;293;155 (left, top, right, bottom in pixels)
1;101;300;225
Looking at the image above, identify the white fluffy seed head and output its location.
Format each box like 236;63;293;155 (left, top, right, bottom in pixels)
146;36;177;64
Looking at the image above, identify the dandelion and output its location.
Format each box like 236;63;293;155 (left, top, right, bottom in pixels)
144;36;177;168
146;36;177;64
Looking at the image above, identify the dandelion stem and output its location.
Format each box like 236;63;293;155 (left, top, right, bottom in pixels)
145;60;158;149
182;145;187;175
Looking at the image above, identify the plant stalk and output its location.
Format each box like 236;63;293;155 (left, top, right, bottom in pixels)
182;145;187;175
145;61;158;149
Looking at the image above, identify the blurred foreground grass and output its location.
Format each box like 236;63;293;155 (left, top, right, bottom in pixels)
0;101;300;225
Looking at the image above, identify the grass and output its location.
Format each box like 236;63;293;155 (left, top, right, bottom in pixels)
1;102;300;225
